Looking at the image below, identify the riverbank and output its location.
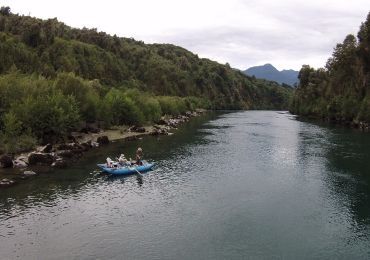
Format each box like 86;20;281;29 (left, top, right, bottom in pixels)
293;113;370;132
0;109;206;188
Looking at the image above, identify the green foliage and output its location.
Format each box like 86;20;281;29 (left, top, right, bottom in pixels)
358;96;370;122
0;7;293;152
103;89;145;126
54;72;101;122
157;96;187;116
9;92;80;142
291;12;370;124
125;89;162;122
0;8;291;110
0;111;36;153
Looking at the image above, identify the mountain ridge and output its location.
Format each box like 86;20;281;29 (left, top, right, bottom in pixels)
244;64;299;86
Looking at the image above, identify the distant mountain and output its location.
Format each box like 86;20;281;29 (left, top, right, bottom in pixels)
244;64;299;86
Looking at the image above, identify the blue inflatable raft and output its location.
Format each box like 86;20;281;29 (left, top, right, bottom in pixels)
97;161;155;175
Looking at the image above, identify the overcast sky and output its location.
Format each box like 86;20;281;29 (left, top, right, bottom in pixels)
3;0;369;70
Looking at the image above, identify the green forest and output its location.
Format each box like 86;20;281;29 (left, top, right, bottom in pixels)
0;6;292;153
290;12;370;126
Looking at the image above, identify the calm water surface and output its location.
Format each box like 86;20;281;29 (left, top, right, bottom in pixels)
1;111;370;259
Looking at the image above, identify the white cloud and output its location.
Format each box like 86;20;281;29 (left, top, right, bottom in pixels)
2;0;369;70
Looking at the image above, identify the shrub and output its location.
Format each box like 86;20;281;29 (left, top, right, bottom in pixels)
358;97;370;122
9;91;80;141
54;72;101;122
157;96;187;115
103;89;145;126
0;111;36;153
125;89;162;122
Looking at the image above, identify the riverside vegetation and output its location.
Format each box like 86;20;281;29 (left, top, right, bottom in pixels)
290;12;370;129
0;6;292;156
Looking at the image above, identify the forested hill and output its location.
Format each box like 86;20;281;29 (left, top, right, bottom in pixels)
0;6;292;153
290;12;370;127
0;7;291;110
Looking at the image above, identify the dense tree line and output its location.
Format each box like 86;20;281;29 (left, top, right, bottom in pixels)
0;7;292;153
290;12;370;124
0;71;209;153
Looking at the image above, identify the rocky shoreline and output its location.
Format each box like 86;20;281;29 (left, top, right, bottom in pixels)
297;114;370;132
0;110;206;188
325;118;370;131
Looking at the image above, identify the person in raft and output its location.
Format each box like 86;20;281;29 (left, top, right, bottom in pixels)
106;157;114;168
118;154;129;166
135;147;143;165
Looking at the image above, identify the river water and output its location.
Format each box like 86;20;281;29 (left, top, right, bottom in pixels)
1;111;370;259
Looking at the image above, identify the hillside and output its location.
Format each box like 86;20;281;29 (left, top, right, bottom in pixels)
244;64;299;86
290;12;370;128
0;6;292;153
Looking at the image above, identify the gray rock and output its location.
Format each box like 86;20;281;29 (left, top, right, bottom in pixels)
23;170;37;176
0;178;16;187
13;159;28;168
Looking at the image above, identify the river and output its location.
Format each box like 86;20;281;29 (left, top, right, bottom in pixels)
1;111;370;259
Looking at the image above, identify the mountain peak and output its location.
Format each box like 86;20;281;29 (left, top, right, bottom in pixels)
244;64;298;86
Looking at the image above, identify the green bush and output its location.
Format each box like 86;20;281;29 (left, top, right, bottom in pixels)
103;89;145;126
125;89;162;122
0;111;36;153
358;97;370;122
157;96;187;115
9;91;80;141
54;72;101;122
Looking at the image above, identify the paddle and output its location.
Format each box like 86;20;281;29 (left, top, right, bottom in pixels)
131;166;143;178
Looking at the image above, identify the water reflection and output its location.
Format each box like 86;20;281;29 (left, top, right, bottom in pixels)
324;128;370;227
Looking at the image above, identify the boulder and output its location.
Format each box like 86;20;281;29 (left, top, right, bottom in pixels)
91;141;99;148
97;136;109;145
0;178;16;187
13;159;28;168
28;153;54;166
0;154;13;168
40;143;53;153
23;170;37;176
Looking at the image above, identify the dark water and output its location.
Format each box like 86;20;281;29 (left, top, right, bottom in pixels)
1;111;370;259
